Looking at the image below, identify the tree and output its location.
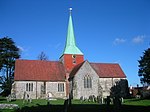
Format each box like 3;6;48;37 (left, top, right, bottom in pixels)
0;37;20;96
138;48;150;85
37;51;48;61
110;79;129;98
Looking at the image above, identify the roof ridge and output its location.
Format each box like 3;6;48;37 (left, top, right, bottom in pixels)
90;62;119;65
17;59;61;63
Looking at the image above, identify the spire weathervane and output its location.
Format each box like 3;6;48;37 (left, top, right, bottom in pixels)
69;7;72;14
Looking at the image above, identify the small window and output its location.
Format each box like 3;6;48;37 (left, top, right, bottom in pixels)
58;83;64;92
29;83;31;91
72;55;76;64
26;83;28;91
72;54;76;58
26;83;33;92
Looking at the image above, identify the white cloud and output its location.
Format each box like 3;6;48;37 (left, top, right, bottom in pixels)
132;35;144;44
113;38;126;45
17;45;31;59
17;45;24;51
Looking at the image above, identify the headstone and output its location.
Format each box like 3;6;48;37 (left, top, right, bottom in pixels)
80;96;84;102
101;97;104;104
121;97;123;103
47;92;53;100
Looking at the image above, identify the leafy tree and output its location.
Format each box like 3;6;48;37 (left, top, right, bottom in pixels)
37;51;48;61
0;37;20;96
110;79;129;98
138;48;150;85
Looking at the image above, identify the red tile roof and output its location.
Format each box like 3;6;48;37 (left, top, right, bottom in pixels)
14;60;66;81
70;61;126;78
90;62;126;78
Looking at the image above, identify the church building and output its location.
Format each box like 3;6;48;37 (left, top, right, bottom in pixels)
13;9;127;99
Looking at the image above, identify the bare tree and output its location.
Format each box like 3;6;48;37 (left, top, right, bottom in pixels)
37;51;48;61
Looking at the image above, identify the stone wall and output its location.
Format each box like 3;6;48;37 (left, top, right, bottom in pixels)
15;81;36;99
99;78;126;98
70;61;127;99
71;61;99;99
14;81;66;99
46;82;66;98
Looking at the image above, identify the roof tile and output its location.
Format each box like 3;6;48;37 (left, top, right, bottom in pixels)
90;63;126;78
14;60;66;81
70;61;126;78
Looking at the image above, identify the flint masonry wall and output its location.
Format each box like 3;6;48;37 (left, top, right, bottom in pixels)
72;61;99;99
14;81;66;99
99;78;120;97
70;61;127;99
46;82;66;98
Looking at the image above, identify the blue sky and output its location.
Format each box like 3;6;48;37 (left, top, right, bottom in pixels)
0;0;150;86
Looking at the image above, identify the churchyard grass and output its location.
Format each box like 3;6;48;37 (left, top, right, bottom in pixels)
0;96;150;112
0;96;65;112
124;98;150;106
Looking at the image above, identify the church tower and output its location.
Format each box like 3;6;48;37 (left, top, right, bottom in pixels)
60;8;84;74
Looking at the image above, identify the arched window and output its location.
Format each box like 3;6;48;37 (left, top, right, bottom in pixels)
84;75;92;88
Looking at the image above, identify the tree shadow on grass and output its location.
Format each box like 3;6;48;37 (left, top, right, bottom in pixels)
17;104;63;112
17;104;150;112
69;104;150;112
0;97;6;102
0;99;6;102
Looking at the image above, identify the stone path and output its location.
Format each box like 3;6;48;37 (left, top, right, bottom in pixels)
0;104;19;109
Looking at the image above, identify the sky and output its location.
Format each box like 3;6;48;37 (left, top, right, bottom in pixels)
0;0;150;87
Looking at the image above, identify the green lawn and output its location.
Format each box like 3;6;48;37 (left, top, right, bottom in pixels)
0;96;150;112
124;99;150;106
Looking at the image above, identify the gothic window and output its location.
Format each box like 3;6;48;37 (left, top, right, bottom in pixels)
58;83;64;92
72;54;76;64
26;83;33;91
84;75;92;88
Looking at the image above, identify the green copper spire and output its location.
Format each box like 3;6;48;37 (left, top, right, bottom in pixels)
63;8;83;55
